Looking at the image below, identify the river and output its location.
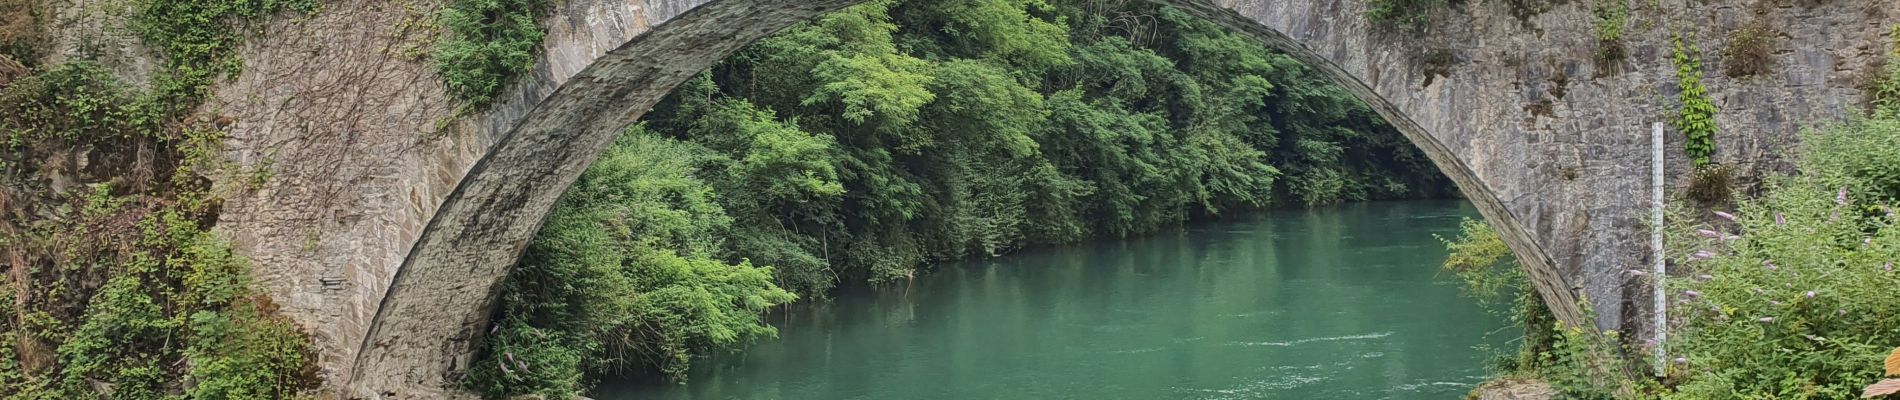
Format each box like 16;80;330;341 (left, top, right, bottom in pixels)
596;200;1510;399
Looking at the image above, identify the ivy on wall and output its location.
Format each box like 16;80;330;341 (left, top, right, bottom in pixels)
1671;37;1718;167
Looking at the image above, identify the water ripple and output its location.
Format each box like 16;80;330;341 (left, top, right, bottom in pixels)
1225;331;1394;347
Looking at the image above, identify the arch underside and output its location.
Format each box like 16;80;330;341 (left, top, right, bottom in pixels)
345;0;1724;395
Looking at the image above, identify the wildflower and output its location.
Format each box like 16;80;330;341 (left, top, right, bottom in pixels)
1696;274;1713;280
1690;250;1715;260
1682;290;1701;299
1885;261;1893;272
1763;260;1776;270
1770;300;1783;306
1775;213;1786;225
1697;229;1723;239
1673;357;1688;364
1837;186;1849;205
1804;291;1815;299
499;359;514;374
1757;317;1775;323
1714;211;1737;221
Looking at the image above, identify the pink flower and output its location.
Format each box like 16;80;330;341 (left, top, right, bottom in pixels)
1714;211;1737;221
1690;250;1715;261
1885;261;1893;272
1775;213;1786;225
1683;290;1701;298
1697;229;1723;238
1837;187;1849;205
1757;317;1775;323
499;359;513;374
1763;260;1777;270
1804;291;1815;299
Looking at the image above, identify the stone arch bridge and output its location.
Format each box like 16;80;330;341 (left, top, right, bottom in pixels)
200;0;1892;397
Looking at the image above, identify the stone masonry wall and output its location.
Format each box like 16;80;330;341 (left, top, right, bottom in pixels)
195;0;1894;396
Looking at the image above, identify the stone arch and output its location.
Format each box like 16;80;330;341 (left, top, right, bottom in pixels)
350;0;1604;396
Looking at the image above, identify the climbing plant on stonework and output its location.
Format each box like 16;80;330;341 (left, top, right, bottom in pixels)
0;0;321;397
1672;37;1718;167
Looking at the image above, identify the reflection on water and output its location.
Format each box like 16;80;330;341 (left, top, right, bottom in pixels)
596;200;1508;400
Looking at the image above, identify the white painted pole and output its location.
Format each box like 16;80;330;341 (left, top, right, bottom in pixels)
1651;121;1667;376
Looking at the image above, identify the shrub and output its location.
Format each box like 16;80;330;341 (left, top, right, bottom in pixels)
1364;0;1452;30
1659;114;1900;399
1437;219;1622;399
1870;27;1900;115
131;0;317;107
432;0;549;106
1592;0;1629;66
1798;115;1899;201
1722;17;1776;78
0;62;160;148
0;0;44;67
1685;164;1734;206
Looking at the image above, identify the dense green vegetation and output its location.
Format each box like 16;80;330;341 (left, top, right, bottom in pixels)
1452;47;1900;400
0;0;317;398
1439;219;1625;399
432;0;545;106
472;0;1451;397
1658;102;1900;400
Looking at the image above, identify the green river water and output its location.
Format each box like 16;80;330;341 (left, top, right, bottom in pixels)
597;200;1510;399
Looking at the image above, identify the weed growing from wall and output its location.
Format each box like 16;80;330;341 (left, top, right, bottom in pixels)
1364;0;1452;30
1722;16;1776;78
131;0;318;108
432;0;549;106
1592;0;1629;67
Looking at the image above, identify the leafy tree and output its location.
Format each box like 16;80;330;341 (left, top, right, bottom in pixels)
474;0;1453;396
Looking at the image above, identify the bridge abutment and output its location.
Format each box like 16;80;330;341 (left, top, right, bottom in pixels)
201;0;1894;396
